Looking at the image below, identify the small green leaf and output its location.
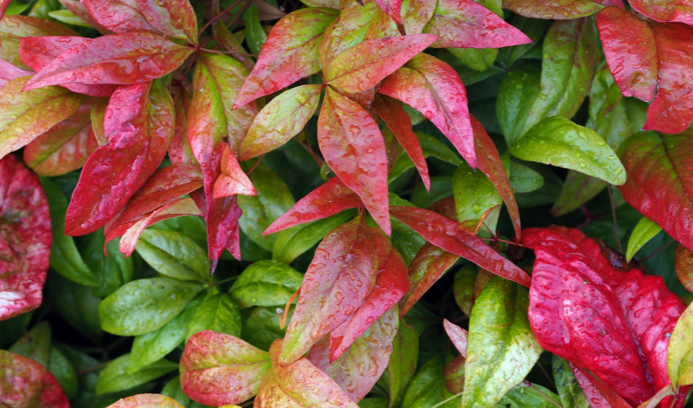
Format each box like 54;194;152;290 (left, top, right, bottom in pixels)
401;355;449;408
230;260;303;308
244;3;267;56
553;355;589;408
47;346;78;400
161;376;191;406
501;155;544;194
496;63;542;147
82;232;135;298
626;217;663;262
99;277;205;336
47;9;94;28
238;164;295;251
186;293;242;339
447;48;497;72
498;384;562;408
510;116;626;185
453;162;502;230
41;177;99;287
462;276;542;408
241;305;294;351
668;301;693;387
135;229;210;282
272;210;356;264
47;272;103;344
129;295;203;374
95;354;177;395
9;321;51;367
390;132;462;183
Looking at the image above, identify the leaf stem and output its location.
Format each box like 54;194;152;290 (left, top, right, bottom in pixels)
280;287;300;329
76;362;108;376
198;0;245;39
607;185;623;254
247;154;265;176
527;382;563;408
481;237;527;248
641;239;675;262
428;392;463;408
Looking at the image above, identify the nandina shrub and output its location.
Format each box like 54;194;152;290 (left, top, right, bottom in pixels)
2;0;693;407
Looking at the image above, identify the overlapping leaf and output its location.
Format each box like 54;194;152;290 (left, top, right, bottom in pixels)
0;350;69;407
503;0;623;19
0;16;77;69
523;226;689;407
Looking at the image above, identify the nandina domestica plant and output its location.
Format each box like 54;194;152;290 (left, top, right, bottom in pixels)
3;0;693;406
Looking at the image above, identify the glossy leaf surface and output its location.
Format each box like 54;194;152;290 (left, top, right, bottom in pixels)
626;217;662;262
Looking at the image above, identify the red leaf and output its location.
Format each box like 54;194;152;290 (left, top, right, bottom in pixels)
213;146;256;199
572;366;632;408
373;94;430;191
310;307;398;402
263;176;361;235
375;0;402;24
59;0;113;35
279;217;378;365
233;8;339;109
400;243;458;315
443;319;468;356
0;350;68;407
20;36;118;97
82;0;157;34
23;32;194;91
325;34;437;94
0;16;78;68
255;340;359;407
0;0;10;22
675;244;693;294
0;59;30;88
401;0;436;35
389;206;532;287
180;330;271;406
472;116;521;240
135;0;198;43
65;80;174;236
206;196;243;264
106;394;185;408
597;7;693;134
423;0;532;48
329;228;409;362
618;131;693;253
319;87;390;234
629;0;693;25
0;155;51;321
23;97;100;176
104;163;204;243
119;197;202;256
379;53;475;168
522;226;689;407
169;87;197;166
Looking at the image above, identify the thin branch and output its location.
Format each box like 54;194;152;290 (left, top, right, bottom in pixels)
428;392;463;408
537;361;556;390
607;185;623;253
198;0;245;38
76;363;108;376
641;239;675;262
247;154;265;176
480;237;528;248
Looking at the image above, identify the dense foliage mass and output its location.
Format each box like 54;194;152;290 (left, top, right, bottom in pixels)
3;0;693;407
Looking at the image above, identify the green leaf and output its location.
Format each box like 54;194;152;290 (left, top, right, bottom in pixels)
41;177;99;287
391;217;427;267
47;272;103;344
6;0;31;15
151;215;208;250
230;260;303;308
452;162;502;231
509;116;626;185
496;63;542;147
401;355;448;408
95;354;177;395
241;305;294;351
552;355;589;408
244;3;267;56
135;229;210;282
497;15;550;67
447;48;497;72
626;217;663;262
498;384;562;408
387;319;419;408
359;398;389;408
453;265;478;316
272;210;356;264
99;277;205;336
82;232;135;298
47;9;94;28
161;376;191;407
461;276;542;408
411;176;452;209
238;163;295;251
389;132;462;183
0;312;32;349
186;293;242;339
501;155;544;194
9;321;51;367
129;294;203;374
668;301;693;387
48;346;78;400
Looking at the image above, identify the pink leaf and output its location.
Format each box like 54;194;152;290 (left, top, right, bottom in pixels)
443;319;468;356
0;59;30;88
213;146;256;199
0;350;68;407
82;0;157;33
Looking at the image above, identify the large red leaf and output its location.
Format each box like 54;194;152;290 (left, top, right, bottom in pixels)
618;130;693;253
263;176;361;235
104;163;204;243
23;97;100;176
255;340;359;407
379;53;475;168
82;0;157;33
23;32;194;91
0;155;51;321
0;350;68;407
329;228;409;361
180;330;271;406
629;0;693;25
279;217;378;365
389;206;531;287
423;0;532;48
522;226;689;408
503;0;623;19
400;243;458;315
597;7;693;134
65;80;174;236
19;36;118;97
325;34;437;94
472;116;521;240
373;94;430;191
135;0;198;43
310;307;398;402
233;7;339;109
319;87;390;234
